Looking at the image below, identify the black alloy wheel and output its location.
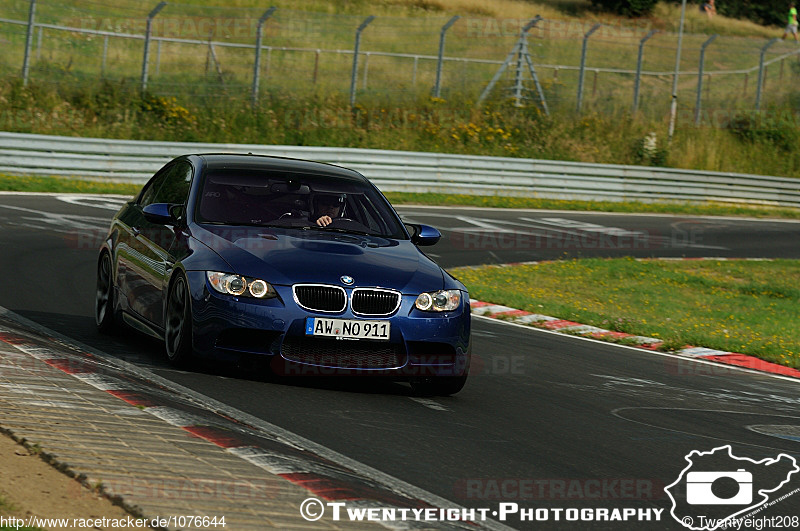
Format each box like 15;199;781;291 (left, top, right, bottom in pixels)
165;274;193;365
95;252;116;333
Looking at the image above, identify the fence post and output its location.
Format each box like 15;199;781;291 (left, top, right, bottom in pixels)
694;34;717;125
668;0;688;142
155;39;162;76
36;26;42;61
22;0;37;86
434;15;460;98
140;1;167;93
313;49;320;84
412;56;418;85
350;15;376;108
576;23;601;114
632;29;657;114
755;38;779;110
101;35;109;77
363;52;370;89
252;6;277;107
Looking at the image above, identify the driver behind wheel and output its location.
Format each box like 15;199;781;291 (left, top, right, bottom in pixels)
312;193;346;227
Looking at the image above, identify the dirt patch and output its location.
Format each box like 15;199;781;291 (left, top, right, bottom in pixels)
0;432;145;530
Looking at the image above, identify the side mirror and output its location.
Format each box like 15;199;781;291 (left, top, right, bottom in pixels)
143;203;177;225
409;224;441;246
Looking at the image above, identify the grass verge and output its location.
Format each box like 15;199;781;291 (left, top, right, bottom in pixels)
450;258;800;368
383;192;800;219
0;174;139;195
2;174;800;219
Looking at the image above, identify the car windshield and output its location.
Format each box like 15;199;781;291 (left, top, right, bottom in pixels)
195;168;407;239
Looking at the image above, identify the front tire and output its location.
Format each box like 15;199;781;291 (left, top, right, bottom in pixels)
95;252;116;333
165;274;193;366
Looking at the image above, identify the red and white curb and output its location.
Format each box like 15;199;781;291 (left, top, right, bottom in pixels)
470;300;800;379
0;327;496;531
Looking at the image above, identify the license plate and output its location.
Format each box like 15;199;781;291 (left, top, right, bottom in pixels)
305;318;390;340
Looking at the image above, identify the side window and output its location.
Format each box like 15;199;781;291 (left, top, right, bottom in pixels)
138;165;171;208
139;162;193;208
153;162;193;205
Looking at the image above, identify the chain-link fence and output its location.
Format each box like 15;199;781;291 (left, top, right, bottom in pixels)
2;0;800;123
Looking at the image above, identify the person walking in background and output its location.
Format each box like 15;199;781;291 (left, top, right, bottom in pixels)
783;3;798;41
700;0;716;19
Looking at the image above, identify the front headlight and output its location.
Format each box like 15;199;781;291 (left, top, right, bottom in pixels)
415;289;461;312
206;272;277;299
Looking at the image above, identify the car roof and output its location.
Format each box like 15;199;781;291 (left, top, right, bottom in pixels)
195;154;366;182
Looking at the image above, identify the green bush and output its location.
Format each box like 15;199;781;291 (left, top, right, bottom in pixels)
716;0;788;27
3;78;800;178
729;113;800;152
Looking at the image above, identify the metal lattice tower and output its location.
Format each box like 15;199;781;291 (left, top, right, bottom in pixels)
477;16;549;115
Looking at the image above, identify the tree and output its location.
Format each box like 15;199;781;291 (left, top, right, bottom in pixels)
715;0;785;26
590;0;659;17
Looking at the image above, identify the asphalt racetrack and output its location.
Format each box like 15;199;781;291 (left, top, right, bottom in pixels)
1;193;799;529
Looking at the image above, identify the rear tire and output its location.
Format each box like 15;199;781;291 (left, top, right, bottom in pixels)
165;274;193;366
95;252;116;333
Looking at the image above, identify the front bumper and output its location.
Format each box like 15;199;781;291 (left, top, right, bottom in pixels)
186;271;471;378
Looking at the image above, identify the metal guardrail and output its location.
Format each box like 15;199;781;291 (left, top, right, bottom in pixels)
1;131;799;208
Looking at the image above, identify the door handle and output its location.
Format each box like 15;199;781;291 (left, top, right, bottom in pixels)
131;227;141;237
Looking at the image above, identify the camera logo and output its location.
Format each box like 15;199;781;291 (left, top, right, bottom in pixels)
686;469;752;505
666;445;799;531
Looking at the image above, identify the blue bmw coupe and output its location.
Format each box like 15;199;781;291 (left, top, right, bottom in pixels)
96;154;471;395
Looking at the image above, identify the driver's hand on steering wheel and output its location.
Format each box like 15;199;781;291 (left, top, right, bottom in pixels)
316;215;333;227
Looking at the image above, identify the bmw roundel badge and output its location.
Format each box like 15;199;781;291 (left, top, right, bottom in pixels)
340;275;354;285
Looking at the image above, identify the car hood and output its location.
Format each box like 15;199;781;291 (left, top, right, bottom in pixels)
193;225;445;293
